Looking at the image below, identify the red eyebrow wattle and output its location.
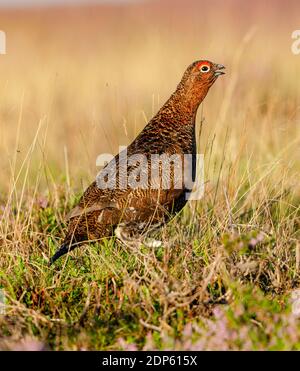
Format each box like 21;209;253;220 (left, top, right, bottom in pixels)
197;62;210;69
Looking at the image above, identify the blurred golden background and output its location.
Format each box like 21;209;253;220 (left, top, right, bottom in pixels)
0;0;299;196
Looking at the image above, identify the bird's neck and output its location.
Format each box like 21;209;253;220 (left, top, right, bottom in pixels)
163;83;210;125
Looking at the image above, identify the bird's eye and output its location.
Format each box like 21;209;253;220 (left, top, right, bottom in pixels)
200;65;210;73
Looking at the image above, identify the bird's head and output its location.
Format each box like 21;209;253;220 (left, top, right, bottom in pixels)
179;60;225;92
186;60;225;85
175;60;225;109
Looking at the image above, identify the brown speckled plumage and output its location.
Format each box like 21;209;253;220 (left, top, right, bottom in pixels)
50;60;225;264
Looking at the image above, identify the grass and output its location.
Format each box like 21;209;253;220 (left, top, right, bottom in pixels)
0;0;300;350
1;185;299;350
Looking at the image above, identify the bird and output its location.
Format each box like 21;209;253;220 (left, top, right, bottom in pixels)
50;60;225;264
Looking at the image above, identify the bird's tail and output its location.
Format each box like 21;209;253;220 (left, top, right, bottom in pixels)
49;241;74;265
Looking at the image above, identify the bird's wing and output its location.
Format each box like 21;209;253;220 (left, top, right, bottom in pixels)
67;141;190;223
66;200;119;220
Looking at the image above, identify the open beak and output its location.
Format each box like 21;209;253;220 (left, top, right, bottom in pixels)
214;64;225;76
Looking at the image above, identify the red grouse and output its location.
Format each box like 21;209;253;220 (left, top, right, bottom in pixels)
50;60;225;264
